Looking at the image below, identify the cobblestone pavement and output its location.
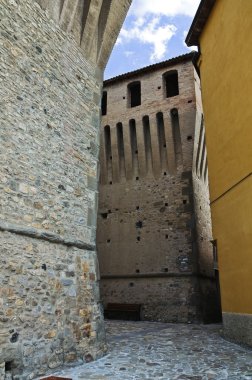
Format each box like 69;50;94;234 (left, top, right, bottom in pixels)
45;320;252;380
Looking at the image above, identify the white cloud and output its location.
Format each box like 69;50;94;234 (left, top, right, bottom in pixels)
124;50;134;57
130;0;201;18
118;16;177;62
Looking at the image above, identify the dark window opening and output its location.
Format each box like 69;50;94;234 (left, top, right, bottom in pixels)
165;203;168;206
101;213;108;219
129;282;134;287
164;268;168;272
136;176;139;180
164;172;167;176
183;200;187;204
136;269;140;273
128;81;141;107
136;206;140;210
107;239;111;243
137;236;141;241
101;91;107;115
5;362;12;372
163;70;179;98
109;181;112;185
136;221;143;228
187;135;192;141
165;234;168;239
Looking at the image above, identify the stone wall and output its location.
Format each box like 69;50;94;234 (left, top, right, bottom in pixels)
97;55;204;322
0;0;131;378
0;232;104;379
192;71;222;323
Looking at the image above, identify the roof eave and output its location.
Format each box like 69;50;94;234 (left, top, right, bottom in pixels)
185;0;216;47
104;52;196;86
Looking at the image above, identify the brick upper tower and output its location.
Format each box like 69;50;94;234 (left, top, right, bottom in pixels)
97;53;221;323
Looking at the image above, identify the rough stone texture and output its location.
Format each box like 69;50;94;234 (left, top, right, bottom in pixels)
35;0;132;69
0;0;131;378
39;320;252;380
100;277;200;323
97;55;216;322
223;312;252;347
0;0;101;244
192;71;222;323
0;232;106;380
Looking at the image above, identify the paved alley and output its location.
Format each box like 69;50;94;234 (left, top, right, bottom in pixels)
45;320;252;380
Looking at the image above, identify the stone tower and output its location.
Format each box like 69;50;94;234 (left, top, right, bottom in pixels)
0;0;131;378
97;53;221;323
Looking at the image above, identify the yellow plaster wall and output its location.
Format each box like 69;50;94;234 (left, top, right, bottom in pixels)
211;176;252;313
199;0;252;314
200;0;252;200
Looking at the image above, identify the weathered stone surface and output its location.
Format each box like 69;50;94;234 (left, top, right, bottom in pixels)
97;56;203;322
40;320;252;380
0;0;101;244
97;57;222;324
223;312;252;347
0;232;106;378
192;71;222;323
0;0;131;378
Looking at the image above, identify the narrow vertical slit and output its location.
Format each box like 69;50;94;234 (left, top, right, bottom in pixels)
156;112;168;173
170;108;183;167
104;125;112;184
117;123;126;180
199;137;206;178
196;116;204;174
129;119;139;179
102;91;107;116
143;115;153;174
204;157;208;182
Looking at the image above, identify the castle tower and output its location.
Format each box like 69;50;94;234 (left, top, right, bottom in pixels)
97;53;221;322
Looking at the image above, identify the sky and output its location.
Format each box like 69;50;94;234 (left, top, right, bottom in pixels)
104;0;201;79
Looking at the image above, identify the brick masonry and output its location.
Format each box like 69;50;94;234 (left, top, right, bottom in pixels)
97;56;221;323
98;56;206;322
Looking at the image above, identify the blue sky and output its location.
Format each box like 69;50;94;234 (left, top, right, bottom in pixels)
104;0;201;79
